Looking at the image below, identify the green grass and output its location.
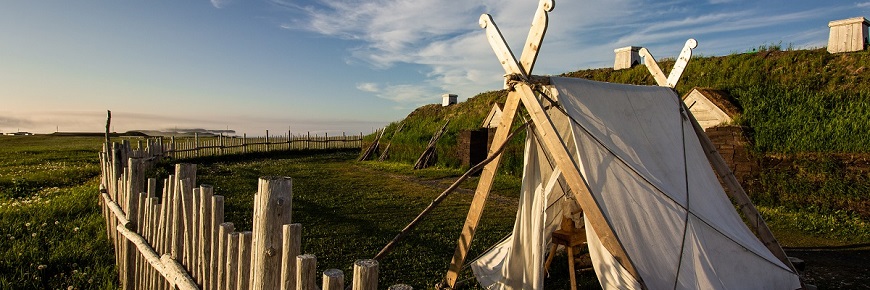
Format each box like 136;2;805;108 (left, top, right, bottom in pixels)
0;136;117;290
173;149;584;289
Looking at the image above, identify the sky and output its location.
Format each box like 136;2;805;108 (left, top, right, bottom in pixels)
1;0;868;136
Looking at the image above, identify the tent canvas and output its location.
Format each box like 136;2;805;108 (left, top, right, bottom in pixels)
441;1;804;289
468;77;801;289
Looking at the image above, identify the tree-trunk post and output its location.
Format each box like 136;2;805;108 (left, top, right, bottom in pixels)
322;269;344;290
250;176;293;290
279;224;302;290
238;231;253;290
296;254;316;290
352;259;378;290
199;185;214;288
226;232;241;290
217;222;234;290
209;196;226;290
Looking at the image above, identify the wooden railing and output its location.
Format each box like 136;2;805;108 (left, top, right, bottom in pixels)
99;141;411;290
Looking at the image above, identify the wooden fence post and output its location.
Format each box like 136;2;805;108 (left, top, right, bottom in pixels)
250;177;293;290
243;133;248;154
217;222;234;290
352;259;378;290
198;185;214;287
279;224;302;290
209;196;226;290
296;254;316;290
322;269;344;290
238;231;253;290
227;232;241;290
306;132;310;150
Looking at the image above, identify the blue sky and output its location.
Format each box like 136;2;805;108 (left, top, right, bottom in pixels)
1;0;867;135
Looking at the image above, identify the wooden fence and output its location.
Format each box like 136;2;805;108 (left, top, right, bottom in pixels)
99;141;411;290
119;131;363;161
164;132;363;159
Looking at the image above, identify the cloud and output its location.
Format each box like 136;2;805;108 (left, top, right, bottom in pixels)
210;0;231;9
278;0;856;109
356;82;380;93
858;2;870;8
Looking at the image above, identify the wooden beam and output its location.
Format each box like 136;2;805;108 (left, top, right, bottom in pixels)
443;91;520;287
444;2;552;287
666;39;698;88
639;48;668;86
514;82;645;286
640;39;697;88
518;0;554;75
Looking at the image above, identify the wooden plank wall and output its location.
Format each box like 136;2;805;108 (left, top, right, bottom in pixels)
99;141;405;290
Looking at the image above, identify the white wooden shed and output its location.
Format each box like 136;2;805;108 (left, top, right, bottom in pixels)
613;46;641;70
828;17;869;53
682;88;741;130
480;103;504;128
442;94;458;107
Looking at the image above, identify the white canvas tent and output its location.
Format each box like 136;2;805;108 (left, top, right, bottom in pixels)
441;1;804;289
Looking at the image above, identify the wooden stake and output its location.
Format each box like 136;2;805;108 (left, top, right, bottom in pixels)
250;177;293;290
238;231;253;290
280;224;302;290
226;232;241;290
295;254;317;290
217;222;234;290
352;259;378;290
210;196;226;290
322;269;344;290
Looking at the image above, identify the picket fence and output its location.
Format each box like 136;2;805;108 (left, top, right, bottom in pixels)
118;131;363;161
99;140;412;290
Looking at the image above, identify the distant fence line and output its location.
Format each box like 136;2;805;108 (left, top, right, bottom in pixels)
98;141;412;290
121;131;363;160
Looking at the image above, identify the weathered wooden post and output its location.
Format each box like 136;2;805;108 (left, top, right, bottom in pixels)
227;232;241;290
306;132;310;150
352;259;378;290
279;224;302;290
322;269;344;290
209;196;226;290
266;130;270;152
250;176;293;290
198;185;214;288
243;133;248;154
296;254;317;290
217;222;234;290
194;132;200;158
238;231;253;290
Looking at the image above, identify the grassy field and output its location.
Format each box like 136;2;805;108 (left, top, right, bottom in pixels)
158;149;594;288
1;135;868;289
0;136;116;289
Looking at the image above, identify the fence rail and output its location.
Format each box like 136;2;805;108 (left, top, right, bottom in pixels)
99;140;406;290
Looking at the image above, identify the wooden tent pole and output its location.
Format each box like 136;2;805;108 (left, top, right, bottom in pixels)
443;91;521;288
443;2;553;287
514;82;644;285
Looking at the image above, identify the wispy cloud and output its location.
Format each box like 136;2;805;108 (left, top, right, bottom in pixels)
858;2;870;8
210;0;231;9
276;0;855;108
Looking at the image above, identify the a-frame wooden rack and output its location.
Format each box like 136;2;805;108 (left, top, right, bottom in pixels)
440;1;801;289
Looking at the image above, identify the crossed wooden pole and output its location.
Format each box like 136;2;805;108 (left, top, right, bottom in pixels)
441;0;801;288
